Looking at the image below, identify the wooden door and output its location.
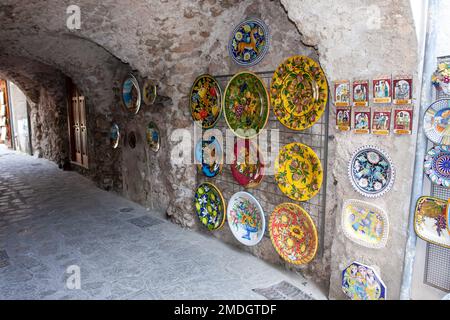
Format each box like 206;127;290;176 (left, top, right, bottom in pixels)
0;80;12;147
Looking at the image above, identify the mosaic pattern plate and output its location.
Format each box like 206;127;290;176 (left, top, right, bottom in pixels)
341;199;389;249
146;122;160;152
121;74;141;114
424;145;450;188
227;191;265;246
274;142;323;202
223;72;270;139
424;99;450;145
348;145;395;198
190;74;222;129
143;80;157;105
230;139;264;188
195;133;222;178
194;182;226;231
110;123;120;149
271;55;328;131
342;261;387;300
415;196;450;248
269;203;318;265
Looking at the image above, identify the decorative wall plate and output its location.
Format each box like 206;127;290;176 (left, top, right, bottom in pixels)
341;199;389;249
146;122;160;152
194;182;226;231
230;140;264;188
195;134;223;177
223;72;269;139
227;191;265;246
424;99;450;145
274;142;323;201
271;55;328;131
190;74;222;129
121;74;141;114
110;123;120;149
424;145;450;188
432;61;450;95
415;196;450;248
348;145;395;198
143;80;157;105
269;203;318;265
342;261;387;300
228;18;269;67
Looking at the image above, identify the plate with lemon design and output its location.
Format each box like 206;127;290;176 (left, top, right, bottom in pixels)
269;203;318;265
194;182;226;231
190;74;222;129
275;142;323;201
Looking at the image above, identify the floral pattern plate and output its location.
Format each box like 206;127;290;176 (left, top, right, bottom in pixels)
228;18;269;67
223;72;270;139
271;55;328;130
415;196;450;248
110;123;120;149
146;122;160;152
269;203;318;265
274;142;323;201
121;74;141;114
432;61;450;95
195;134;222;178
194;182;226;231
424;99;450;145
227;191;265;246
424;145;450;188
342;261;387;300
348;145;395;198
230;139;264;188
190;74;222;129
341;199;389;249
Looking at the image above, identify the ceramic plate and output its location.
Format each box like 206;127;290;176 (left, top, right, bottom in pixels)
227;191;265;246
230;139;264;188
424;145;450;188
348;145;395;198
146;122;160;152
190;74;222;129
415;196;450;248
341;199;389;249
424;99;450;145
228;18;269;67
223;72;270;139
342;261;387;300
110;123;120;149
143;80;157;105
271;55;328;130
269;203;318;265
195;134;222;178
274;142;323;201
121;74;141;114
194;182;226;231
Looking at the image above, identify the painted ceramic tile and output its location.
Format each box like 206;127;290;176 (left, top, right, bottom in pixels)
274;142;323;202
393;108;413;135
223;72;269;138
228;18;269;67
231;139;264;188
393;76;412;105
336;107;351;131
195;133;222;178
143;80;157;106
353;111;370;134
146;122;160;152
227;191;265;246
415;196;450;248
334;80;350;107
352;80;369;107
110;123;120;149
373;76;392;104
424;145;450;188
341;199;389;249
271;55;328;131
121;74;141;114
194;182;226;231
372;109;391;135
424;99;450;145
432;61;450;95
348;145;395;198
342;261;387;300
269;203;318;265
190;74;222;129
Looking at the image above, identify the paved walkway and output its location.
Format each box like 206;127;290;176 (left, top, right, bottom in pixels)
0;145;326;300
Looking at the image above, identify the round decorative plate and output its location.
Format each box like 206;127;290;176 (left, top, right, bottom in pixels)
143;80;157;105
424;99;450;145
194;182;226;231
195;134;222;177
121;74;141;114
110;123;120;149
342;261;387;300
223;72;270;139
269;203;318;265
146;122;160;152
415;196;450;248
271;55;328;130
227;191;265;246
348;145;395;198
228;18;270;67
424;145;450;188
190;74;222;129
274;142;323;201
230;139;264;188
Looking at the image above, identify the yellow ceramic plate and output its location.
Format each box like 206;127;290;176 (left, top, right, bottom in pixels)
271;55;328;130
274;142;323;201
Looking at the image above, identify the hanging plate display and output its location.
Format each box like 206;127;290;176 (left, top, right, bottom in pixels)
230;140;264;188
110;123;120;149
424;145;450;188
121;74;141;114
269;203;318;265
195;133;223;177
414;196;450;248
348;145;395;198
341;199;389;249
274;142;323;202
143;80;157;105
271;55;328;131
190;74;222;129
146;122;160;152
228;18;270;67
424;99;450;145
342;261;387;300
194;182;226;231
227;191;265;246
223;72;270;139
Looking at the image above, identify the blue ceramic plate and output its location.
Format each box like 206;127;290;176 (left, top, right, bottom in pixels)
195;134;222;177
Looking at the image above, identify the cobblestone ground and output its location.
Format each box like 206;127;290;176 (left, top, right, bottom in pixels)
0;145;325;300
